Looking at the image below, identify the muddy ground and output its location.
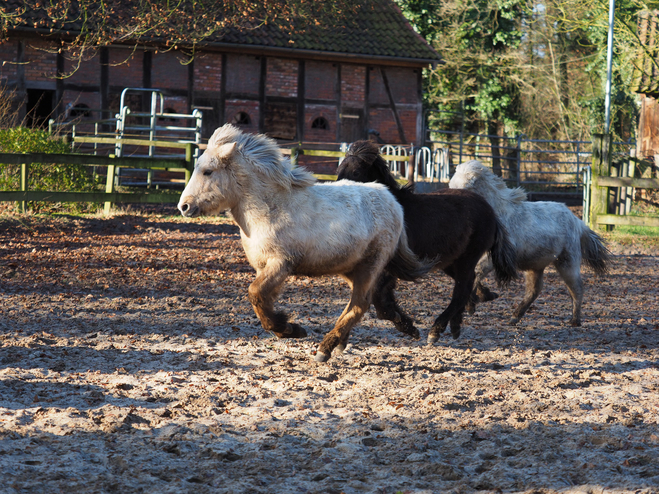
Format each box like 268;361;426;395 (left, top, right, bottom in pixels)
0;207;657;494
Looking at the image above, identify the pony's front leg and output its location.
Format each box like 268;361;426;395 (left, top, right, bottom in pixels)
315;277;372;362
248;261;306;339
372;273;419;339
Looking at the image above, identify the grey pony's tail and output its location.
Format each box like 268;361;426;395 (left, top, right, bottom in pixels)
581;226;611;276
385;228;435;282
490;218;519;287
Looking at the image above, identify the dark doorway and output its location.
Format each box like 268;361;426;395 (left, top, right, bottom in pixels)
26;89;55;129
193;98;222;140
340;110;364;142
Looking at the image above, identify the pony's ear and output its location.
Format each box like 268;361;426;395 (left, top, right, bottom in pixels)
216;142;237;162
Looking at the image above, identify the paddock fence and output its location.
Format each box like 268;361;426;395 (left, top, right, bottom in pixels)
585;134;659;229
425;119;636;205
0;143;195;214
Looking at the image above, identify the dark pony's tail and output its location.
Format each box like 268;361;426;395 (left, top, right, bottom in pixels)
581;227;611;276
385;228;435;282
490;218;518;287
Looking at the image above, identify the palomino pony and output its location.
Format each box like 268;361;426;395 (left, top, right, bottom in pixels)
178;124;431;362
337;141;518;344
449;160;610;326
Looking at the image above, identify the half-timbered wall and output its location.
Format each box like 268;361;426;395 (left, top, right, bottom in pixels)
1;37;426;150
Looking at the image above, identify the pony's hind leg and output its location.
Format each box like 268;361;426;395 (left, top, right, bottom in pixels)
372;273;420;339
248;260;306;339
509;269;544;325
428;266;475;344
315;270;375;362
554;261;584;326
466;257;497;315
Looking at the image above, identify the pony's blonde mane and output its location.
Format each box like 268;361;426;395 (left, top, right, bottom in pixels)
460;160;527;205
210;124;316;190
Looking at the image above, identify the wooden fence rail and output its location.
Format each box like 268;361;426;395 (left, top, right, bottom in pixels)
0;146;194;214
0;143;413;214
590;134;659;229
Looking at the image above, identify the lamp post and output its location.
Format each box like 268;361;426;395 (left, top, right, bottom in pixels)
604;0;615;134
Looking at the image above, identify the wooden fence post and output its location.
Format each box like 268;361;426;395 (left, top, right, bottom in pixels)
290;146;299;167
104;162;116;215
589;133;611;230
19;160;28;213
184;143;193;184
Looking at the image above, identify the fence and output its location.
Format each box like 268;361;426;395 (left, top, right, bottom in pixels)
0;143;195;214
51;87;203;189
425;115;635;203
586;134;659;229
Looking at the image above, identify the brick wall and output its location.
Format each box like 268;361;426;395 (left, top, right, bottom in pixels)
63;51;100;86
225;55;260;95
305;104;336;142
194;52;222;92
340;64;365;105
266;58;298;98
369;66;418;105
24;40;57;84
109;48;143;88
305;61;336;100
0;40;18;82
225;100;259;133
152;51;188;90
297;154;339;175
62;90;101;116
369;107;417;144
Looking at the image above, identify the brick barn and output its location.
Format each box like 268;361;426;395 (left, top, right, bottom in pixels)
1;0;440;173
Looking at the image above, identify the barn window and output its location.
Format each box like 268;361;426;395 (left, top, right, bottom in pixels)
159;107;179;124
311;116;329;130
70;104;91;118
232;111;251;126
264;102;297;140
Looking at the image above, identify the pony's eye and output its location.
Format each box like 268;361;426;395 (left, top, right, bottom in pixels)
203;169;213;176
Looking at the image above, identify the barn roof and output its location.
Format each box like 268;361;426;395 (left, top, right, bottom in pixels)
631;10;659;96
4;0;441;66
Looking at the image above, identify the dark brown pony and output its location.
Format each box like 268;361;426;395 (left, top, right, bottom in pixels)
337;140;517;344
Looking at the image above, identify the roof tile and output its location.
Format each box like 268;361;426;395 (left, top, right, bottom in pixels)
5;0;440;63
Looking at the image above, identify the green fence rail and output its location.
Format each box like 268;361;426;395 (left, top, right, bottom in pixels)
1;143;413;214
0;142;194;214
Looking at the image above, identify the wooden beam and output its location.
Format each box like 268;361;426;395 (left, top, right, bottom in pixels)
0;191;182;204
595;214;659;228
259;57;267;133
0;152;188;169
380;67;407;144
297;60;305;142
597;176;659;189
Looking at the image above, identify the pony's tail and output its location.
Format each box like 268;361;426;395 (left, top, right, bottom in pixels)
385;228;435;282
490;219;519;287
581;227;611;276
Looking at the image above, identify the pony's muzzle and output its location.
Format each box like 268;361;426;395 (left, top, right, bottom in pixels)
178;200;200;218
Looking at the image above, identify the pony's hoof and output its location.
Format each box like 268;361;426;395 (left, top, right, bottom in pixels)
466;305;476;316
314;351;330;363
451;328;461;339
394;320;420;340
285;323;307;338
431;322;447;334
334;343;347;355
569;319;581;327
427;333;438;346
481;291;499;302
508;317;519;326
